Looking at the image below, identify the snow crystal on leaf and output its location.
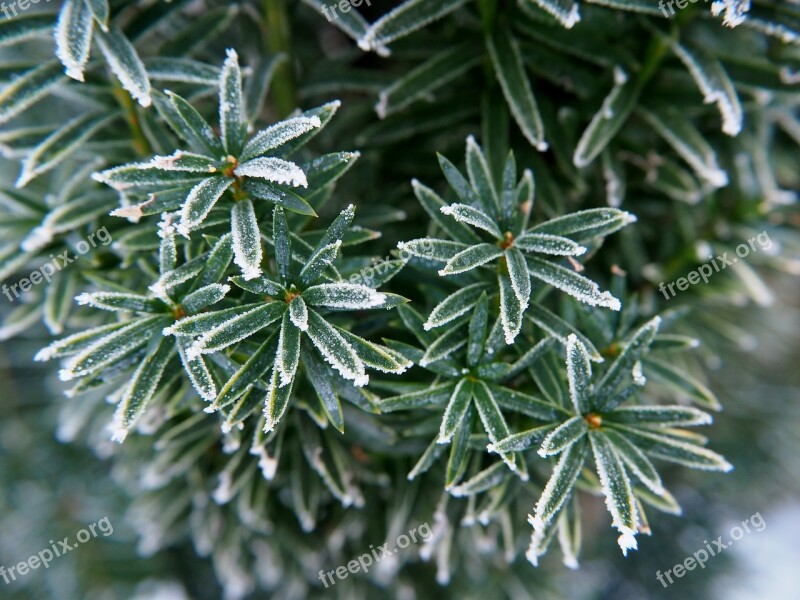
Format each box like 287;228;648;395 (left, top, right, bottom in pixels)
711;0;750;28
671;43;743;136
306;311;368;387
632;361;646;386
219;48;244;151
55;0;93;82
149;151;215;174
590;432;639;554
529;0;580;29
242;116;322;160
525;520;548;567
177;339;217;402
527;257;622;311
423;283;487;331
440;203;502;238
232;199;263;280
94;26;152;107
618;528;638;556
234;157;308;188
110;422;129;443
499;273;523;344
289;297;308;331
303;283;386;310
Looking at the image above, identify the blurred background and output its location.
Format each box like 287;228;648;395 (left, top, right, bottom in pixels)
1;252;797;600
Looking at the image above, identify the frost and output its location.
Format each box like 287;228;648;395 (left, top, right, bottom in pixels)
93;160;200;192
75;293;97;306
110;423;129;443
440;203;501;238
234;157;308;188
242;116;322;159
110;204;145;221
157;213;178;273
231;199;263;280
671;43;742;136
573;66;630;168
397;238;467;262
35;322;121;362
306;312;368;387
149;265;201;301
303;283;386;310
419;332;466;367
566;334;593;415
632;360;646;386
710;0;751;28
219;48;244;150
178;340;218;402
514;232;587;256
299;240;341;286
527;257;622;311
531;445;583;533
356;0;464;58
276;323;299;388
590;433;639;555
189;303;284;358
178;177;233;238
538;416;586;457
639;108;729;188
55;0;93;82
529;0;580;29
423;283;487;331
94;26;152;107
525;527;546;566
499;273;523;344
289;297;309;331
438;244;503;276
506;249;531;308
743;19;800;44
612;528;638;556
151;150;214;172
59;319;157;380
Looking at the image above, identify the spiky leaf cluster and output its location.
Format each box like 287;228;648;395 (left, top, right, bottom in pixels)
1;0;798;598
399;137;633;344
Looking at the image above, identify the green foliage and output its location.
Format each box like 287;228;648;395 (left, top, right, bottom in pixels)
1;0;799;598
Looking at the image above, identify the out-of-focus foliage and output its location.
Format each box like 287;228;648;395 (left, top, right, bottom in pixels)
0;0;798;598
